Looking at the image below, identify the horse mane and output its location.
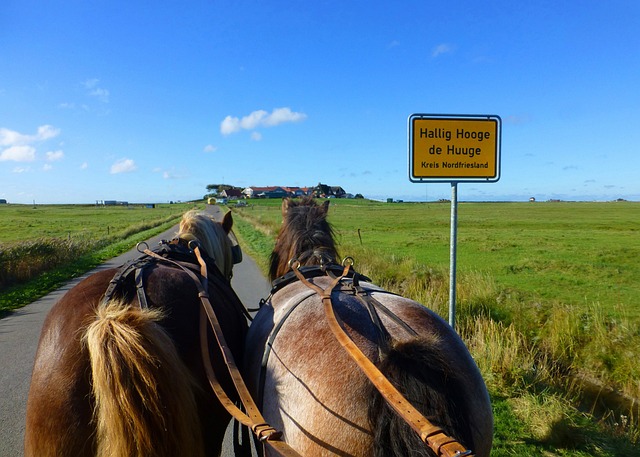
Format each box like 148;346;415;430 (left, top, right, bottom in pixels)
178;210;234;279
269;197;339;281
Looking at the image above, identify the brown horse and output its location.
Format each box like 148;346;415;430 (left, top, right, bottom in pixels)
25;209;248;457
244;197;493;456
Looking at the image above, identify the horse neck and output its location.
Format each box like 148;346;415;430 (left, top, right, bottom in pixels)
270;235;338;280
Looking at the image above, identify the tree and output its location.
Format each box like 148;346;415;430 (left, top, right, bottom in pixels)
205;184;237;195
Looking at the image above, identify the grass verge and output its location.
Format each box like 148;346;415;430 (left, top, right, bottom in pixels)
230;203;640;455
0;218;181;316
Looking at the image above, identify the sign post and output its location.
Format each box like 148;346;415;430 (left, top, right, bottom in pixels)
408;114;501;329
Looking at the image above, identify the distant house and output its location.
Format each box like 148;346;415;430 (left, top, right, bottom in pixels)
312;183;348;198
283;187;312;197
0;199;7;204
243;185;345;199
220;188;243;200
243;186;288;198
330;186;346;198
103;200;129;206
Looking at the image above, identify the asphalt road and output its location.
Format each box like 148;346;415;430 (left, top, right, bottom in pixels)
0;206;270;456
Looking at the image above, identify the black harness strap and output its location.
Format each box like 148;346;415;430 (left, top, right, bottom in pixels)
134;267;149;309
100;239;249;322
102;256;153;306
351;272;419;339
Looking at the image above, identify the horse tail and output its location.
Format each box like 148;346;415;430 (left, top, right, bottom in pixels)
83;300;205;457
367;337;475;457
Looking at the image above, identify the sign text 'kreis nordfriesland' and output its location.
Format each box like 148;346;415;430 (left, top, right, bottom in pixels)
408;114;501;183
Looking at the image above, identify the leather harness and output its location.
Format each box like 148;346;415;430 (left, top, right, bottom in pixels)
101;239;301;456
102;242;473;457
284;260;475;457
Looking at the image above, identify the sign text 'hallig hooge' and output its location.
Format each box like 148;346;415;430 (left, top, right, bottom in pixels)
409;114;501;183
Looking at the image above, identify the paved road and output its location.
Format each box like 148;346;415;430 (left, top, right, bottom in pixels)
0;207;270;456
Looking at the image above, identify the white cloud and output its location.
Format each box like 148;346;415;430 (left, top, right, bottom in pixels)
90;87;110;103
432;43;453;57
161;168;187;179
43;164;52;171
263;107;307;126
83;78;109;103
220;116;241;135
36;125;60;140
0;145;36;162
46;150;64;161
203;144;217;153
80;162;88;169
0;125;61;163
12;166;31;173
0;125;60;147
241;110;268;130
251;131;262;141
83;78;99;89
110;158;137;174
0;128;27;146
220;107;307;135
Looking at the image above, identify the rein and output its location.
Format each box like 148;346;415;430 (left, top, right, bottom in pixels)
289;260;474;457
140;245;302;457
102;240;300;456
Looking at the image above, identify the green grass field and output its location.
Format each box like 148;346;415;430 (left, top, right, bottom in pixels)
0;203;196;244
0;202;200;313
233;199;639;318
230;198;640;454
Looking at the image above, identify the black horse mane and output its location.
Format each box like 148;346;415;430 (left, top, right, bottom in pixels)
269;197;339;281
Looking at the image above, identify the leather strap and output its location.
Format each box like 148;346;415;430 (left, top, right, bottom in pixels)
142;248;301;457
291;264;474;457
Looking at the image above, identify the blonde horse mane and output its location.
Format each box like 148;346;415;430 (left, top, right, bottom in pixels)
84;300;205;457
177;210;233;279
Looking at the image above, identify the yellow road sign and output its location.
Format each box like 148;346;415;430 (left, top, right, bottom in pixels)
409;114;501;182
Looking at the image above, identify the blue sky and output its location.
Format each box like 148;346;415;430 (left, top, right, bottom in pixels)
1;1;639;204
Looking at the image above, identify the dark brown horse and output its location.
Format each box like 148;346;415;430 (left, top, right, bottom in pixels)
25;209;248;457
244;197;493;456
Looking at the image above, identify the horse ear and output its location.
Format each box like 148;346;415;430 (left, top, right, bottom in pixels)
281;198;290;216
321;200;330;214
221;211;233;233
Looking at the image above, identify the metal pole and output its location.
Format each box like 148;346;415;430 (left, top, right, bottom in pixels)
449;182;458;329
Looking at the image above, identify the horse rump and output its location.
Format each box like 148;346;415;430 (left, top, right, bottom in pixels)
83;299;205;457
367;337;474;457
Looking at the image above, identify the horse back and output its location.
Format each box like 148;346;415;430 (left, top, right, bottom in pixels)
25;269;116;456
25;262;248;457
245;277;492;456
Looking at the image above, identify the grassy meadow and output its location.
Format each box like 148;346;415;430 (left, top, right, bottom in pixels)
0;202;200;312
230;198;640;455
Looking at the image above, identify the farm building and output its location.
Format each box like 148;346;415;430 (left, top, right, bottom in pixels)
220;188;243;200
243;185;347;199
242;186;289;199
